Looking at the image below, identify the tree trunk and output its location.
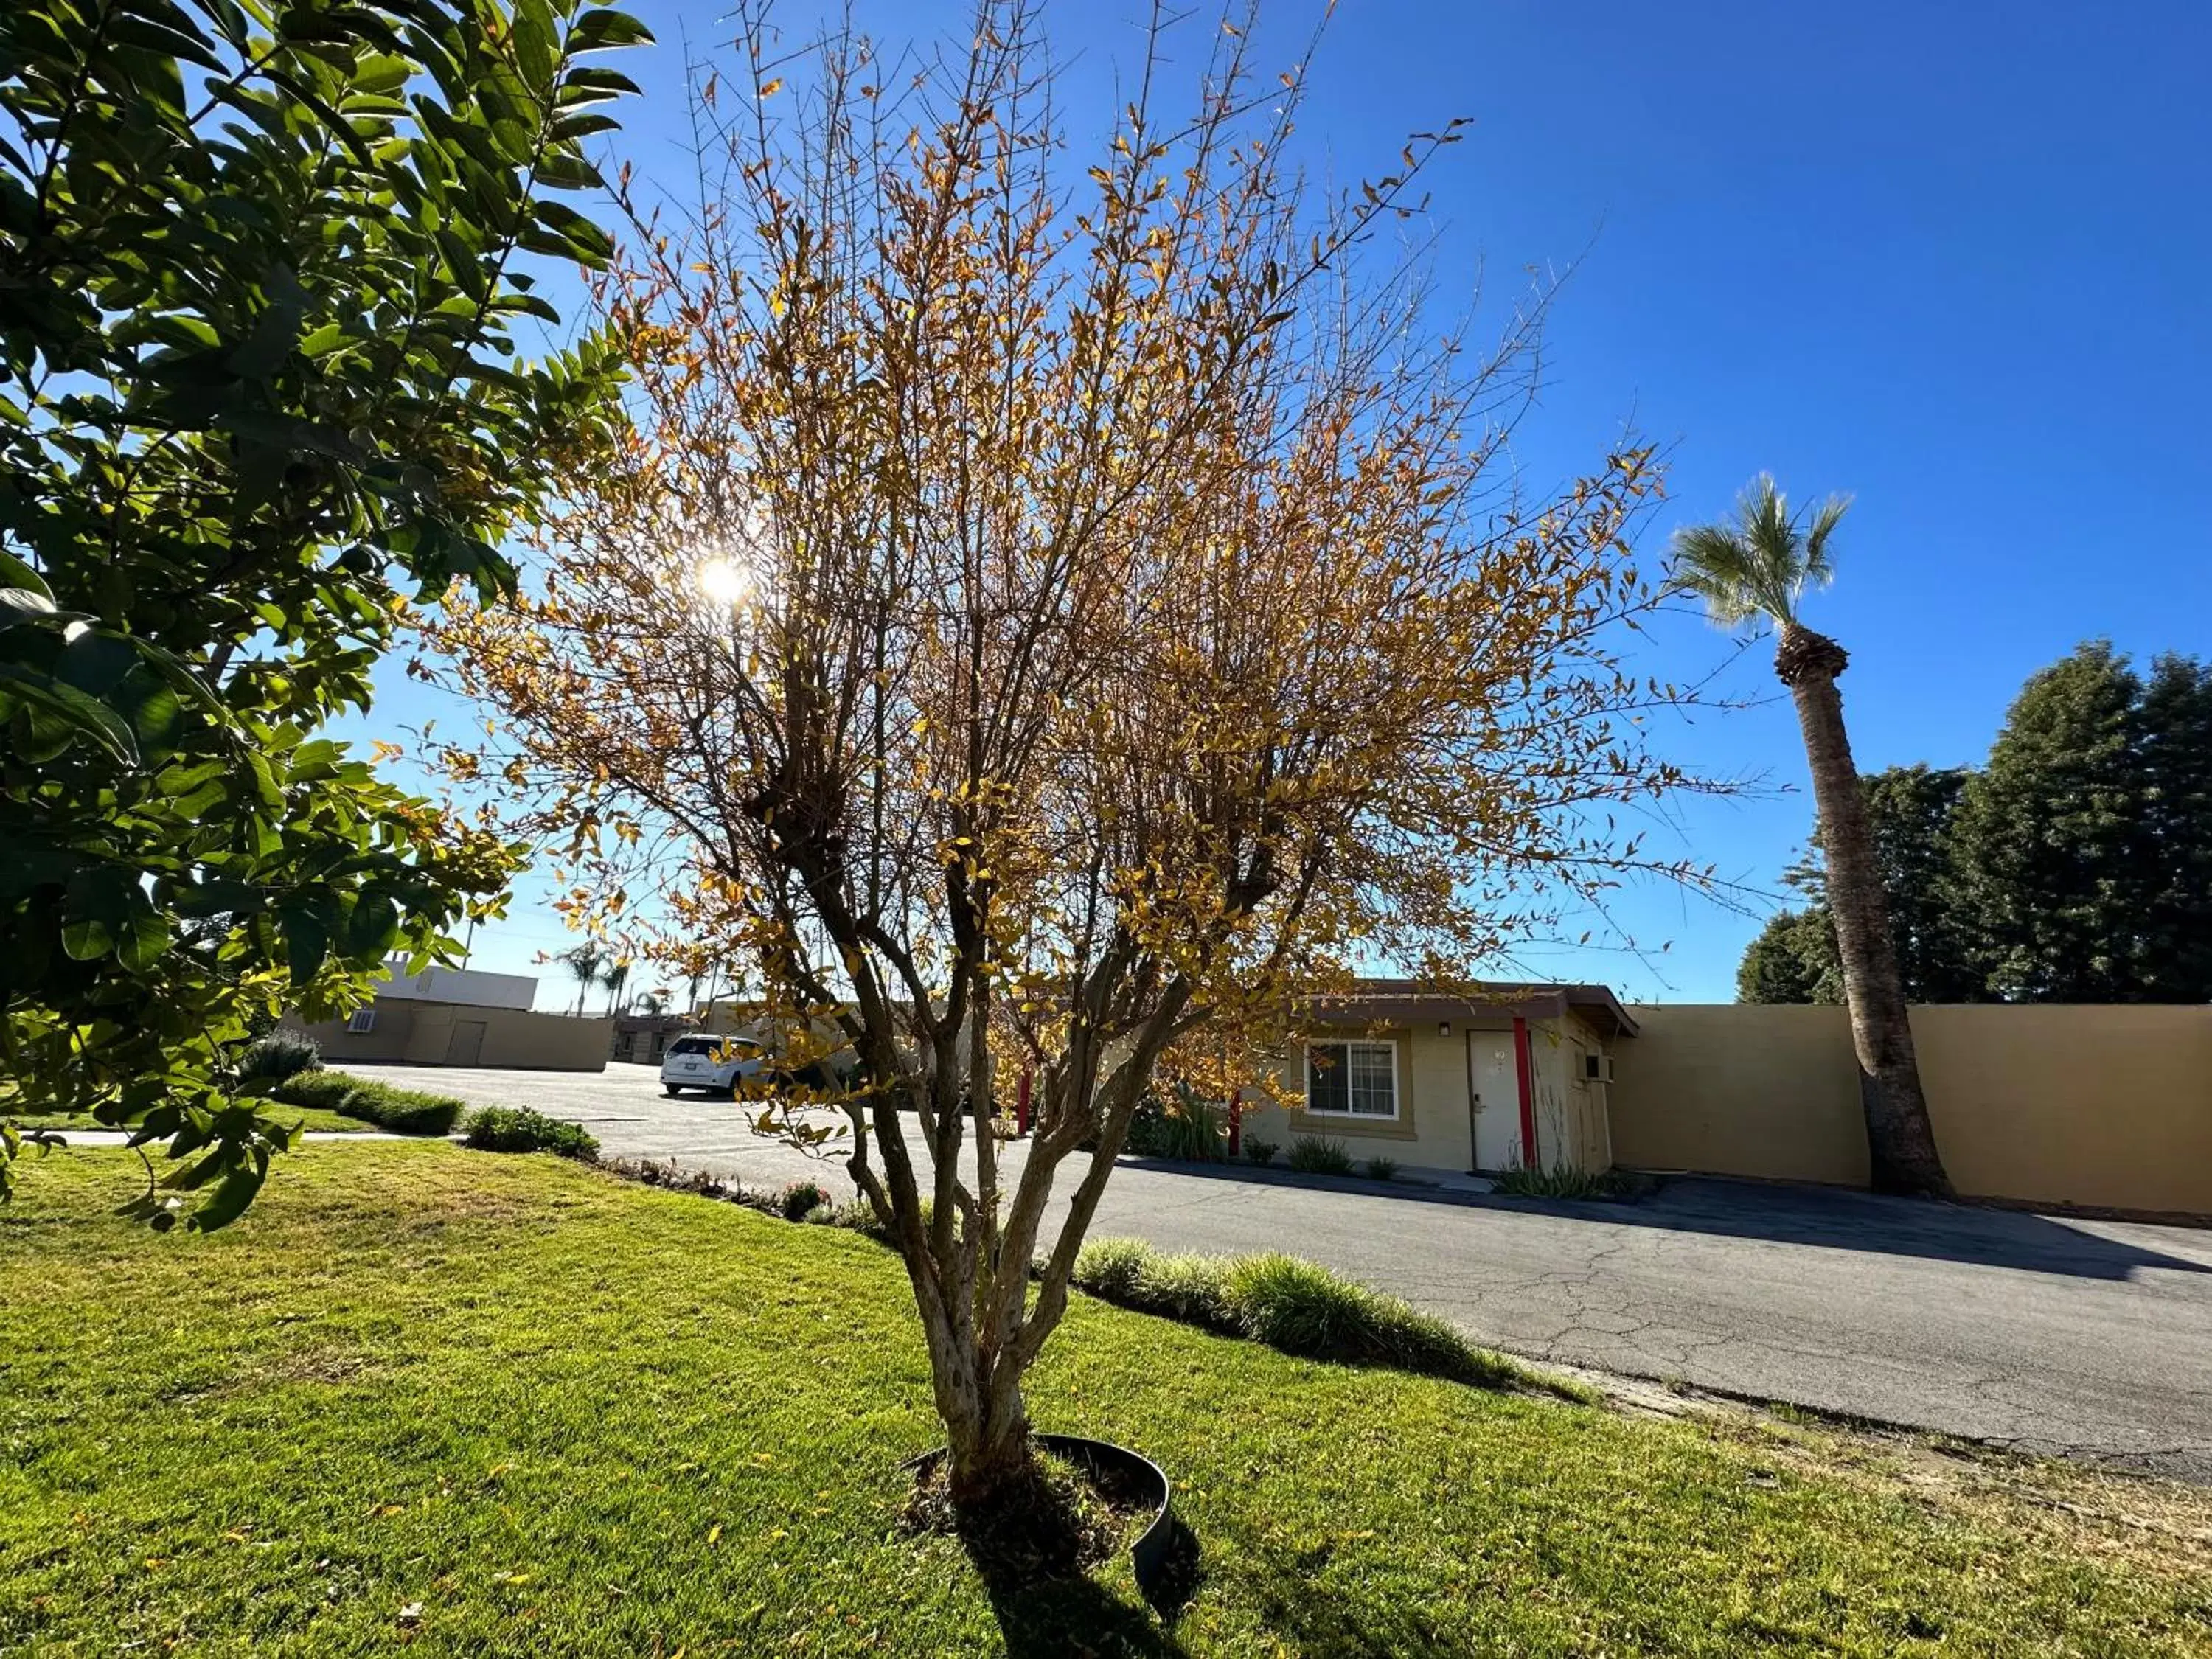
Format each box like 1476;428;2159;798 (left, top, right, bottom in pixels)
1775;624;1953;1198
936;1345;1034;1509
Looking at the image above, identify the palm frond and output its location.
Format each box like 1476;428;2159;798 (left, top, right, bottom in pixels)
1801;493;1851;591
1669;473;1850;633
1666;524;1766;630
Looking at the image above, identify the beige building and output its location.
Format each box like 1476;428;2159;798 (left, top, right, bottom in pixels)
288;962;611;1071
1236;981;1637;1175
1230;986;2211;1217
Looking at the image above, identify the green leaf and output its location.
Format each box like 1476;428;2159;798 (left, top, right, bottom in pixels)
0;552;55;601
0;661;142;765
117;900;171;972
568;9;654;51
280;901;331;984
61;867;131;961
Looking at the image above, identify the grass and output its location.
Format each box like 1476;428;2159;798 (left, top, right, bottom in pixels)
4;1145;2211;1656
1492;1162;1626;1200
4;1105;378;1135
274;1070;467;1136
1070;1237;1544;1394
1286;1133;1354;1175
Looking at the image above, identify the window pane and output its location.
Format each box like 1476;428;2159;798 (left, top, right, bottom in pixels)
1348;1043;1395;1116
1307;1043;1349;1113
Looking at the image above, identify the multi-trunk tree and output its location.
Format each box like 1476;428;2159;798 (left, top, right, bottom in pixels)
431;0;1722;1514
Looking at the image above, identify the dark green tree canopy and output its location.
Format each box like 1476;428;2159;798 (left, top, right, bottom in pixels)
1741;644;2212;1006
0;0;647;1225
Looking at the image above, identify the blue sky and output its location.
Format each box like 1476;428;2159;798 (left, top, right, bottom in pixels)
346;0;2212;1009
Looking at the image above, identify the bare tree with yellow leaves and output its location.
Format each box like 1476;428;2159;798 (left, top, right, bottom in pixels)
428;0;1726;1522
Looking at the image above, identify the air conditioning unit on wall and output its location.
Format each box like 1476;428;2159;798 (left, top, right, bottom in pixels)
1582;1051;1614;1084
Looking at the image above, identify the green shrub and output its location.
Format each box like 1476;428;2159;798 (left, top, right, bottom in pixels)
1363;1156;1399;1182
463;1106;599;1160
1242;1136;1279;1166
779;1179;832;1220
1122;1082;1228;1161
1070;1238;1234;1329
1070;1237;1526;1389
237;1030;320;1082
346;1080;467;1136
1492;1162;1621;1200
271;1071;465;1135
801;1202;838;1225
1071;1237;1154;1303
1287;1134;1354;1176
271;1070;361;1114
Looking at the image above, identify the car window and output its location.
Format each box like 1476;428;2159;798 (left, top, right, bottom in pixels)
669;1035;763;1057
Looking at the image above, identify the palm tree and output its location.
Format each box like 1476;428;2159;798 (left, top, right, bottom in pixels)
1672;476;1951;1197
559;943;604;1017
602;960;630;1015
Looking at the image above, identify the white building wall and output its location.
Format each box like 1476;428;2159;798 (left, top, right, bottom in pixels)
375;958;538;1012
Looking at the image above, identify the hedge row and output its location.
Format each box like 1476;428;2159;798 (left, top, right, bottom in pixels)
462;1105;599;1160
269;1070;600;1160
1070;1237;1558;1394
272;1069;467;1135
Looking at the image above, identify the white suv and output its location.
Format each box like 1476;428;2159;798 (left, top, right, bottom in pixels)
659;1034;768;1097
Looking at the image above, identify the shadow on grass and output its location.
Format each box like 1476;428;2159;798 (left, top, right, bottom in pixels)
959;1516;1199;1658
1233;1536;1457;1657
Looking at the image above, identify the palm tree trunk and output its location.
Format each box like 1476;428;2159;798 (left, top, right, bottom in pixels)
1776;624;1952;1197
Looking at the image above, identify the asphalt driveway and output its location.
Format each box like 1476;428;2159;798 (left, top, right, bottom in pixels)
371;1062;2212;1479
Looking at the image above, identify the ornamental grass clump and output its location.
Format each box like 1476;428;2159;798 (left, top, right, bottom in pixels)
1071;1238;1531;1391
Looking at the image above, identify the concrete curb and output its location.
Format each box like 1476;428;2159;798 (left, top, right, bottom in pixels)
1114;1153;1655;1214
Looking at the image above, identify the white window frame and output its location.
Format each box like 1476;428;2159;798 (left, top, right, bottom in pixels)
1303;1037;1400;1121
347;1008;376;1034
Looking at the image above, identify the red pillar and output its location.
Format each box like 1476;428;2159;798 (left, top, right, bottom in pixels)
1512;1015;1538;1171
1017;1068;1034;1135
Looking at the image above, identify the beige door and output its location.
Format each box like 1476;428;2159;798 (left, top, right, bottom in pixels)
445;1020;487;1067
1467;1033;1520;1172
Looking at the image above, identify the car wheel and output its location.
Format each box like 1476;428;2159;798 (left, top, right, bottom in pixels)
664;1085;683;1096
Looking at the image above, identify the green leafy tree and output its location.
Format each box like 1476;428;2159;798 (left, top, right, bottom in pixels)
1736;908;1835;1003
1948;642;2212;1002
2134;653;2212;1001
0;0;648;1225
1947;644;2143;1001
1673;477;1950;1196
1741;765;1981;1004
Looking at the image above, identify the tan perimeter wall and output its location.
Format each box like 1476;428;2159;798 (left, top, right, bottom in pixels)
291;1002;611;1072
1609;1003;2212;1214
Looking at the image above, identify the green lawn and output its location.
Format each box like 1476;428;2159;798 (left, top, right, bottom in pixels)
7;1106;380;1136
4;1145;2208;1657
